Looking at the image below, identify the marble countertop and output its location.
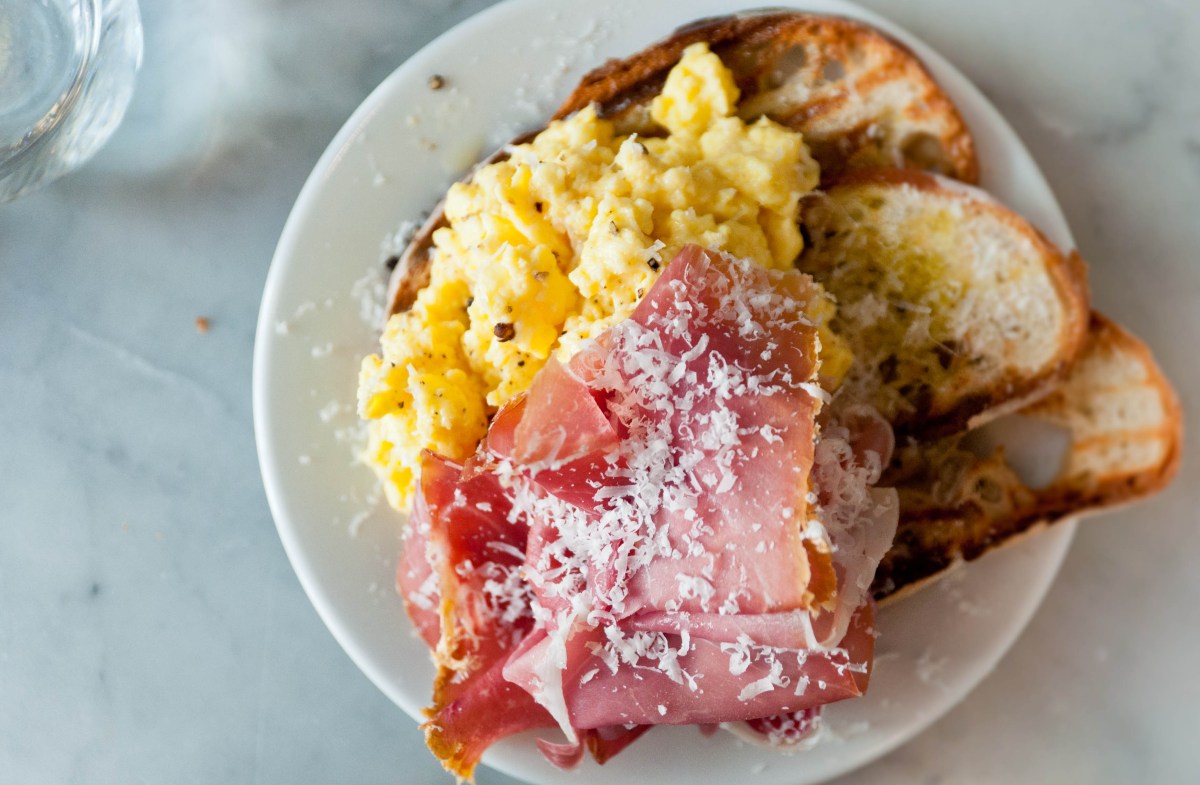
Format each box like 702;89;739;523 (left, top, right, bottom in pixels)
2;0;1196;782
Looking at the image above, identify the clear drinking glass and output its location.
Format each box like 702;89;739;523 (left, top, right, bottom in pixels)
0;0;142;202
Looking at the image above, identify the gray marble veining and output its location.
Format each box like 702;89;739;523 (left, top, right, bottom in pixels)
1;1;1196;783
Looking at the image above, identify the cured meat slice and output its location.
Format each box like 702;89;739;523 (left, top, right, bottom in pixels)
556;604;875;729
515;246;834;632
399;246;896;775
497;248;891;735
406;453;555;779
487;367;619;513
425;653;557;777
585;724;652;764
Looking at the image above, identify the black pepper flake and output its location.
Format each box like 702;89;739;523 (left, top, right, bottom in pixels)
533;271;548;282
933;342;956;370
493;322;516;342
878;355;898;384
466;296;474;308
609;221;618;235
636;288;644;299
517;360;525;367
428;74;445;90
534;201;544;213
647;258;661;271
384;255;400;271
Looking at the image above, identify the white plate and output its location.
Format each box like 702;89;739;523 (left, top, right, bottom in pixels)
253;1;1077;782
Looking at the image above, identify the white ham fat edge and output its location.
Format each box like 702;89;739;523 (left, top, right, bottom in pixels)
502;631;578;744
808;407;900;649
721;715;827;752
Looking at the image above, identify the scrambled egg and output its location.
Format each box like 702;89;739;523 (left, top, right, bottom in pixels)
360;43;843;511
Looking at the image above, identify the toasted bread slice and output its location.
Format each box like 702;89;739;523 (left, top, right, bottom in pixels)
556;11;977;182
387;11;977;318
873;313;1182;603
799;169;1091;439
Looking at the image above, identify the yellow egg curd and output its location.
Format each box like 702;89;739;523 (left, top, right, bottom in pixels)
359;43;841;511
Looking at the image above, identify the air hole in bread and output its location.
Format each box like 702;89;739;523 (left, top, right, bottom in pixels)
901;132;951;174
764;44;808;89
961;414;1072;490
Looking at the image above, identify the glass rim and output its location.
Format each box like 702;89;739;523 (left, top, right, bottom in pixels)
0;0;105;177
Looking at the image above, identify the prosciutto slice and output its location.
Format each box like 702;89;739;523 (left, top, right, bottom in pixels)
558;244;833;618
398;245;897;776
402;452;555;779
584;724;651;764
558;604;875;729
487;363;619;513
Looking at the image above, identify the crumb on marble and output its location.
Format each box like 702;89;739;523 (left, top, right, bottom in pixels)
428;74;446;90
195;316;210;333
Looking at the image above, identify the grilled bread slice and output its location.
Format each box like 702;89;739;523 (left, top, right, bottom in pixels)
555;11;978;182
387;10;977;317
873;313;1182;603
799;169;1091;439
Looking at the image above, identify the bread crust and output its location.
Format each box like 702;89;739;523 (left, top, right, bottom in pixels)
874;312;1183;604
1025;313;1183;508
555;11;978;183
